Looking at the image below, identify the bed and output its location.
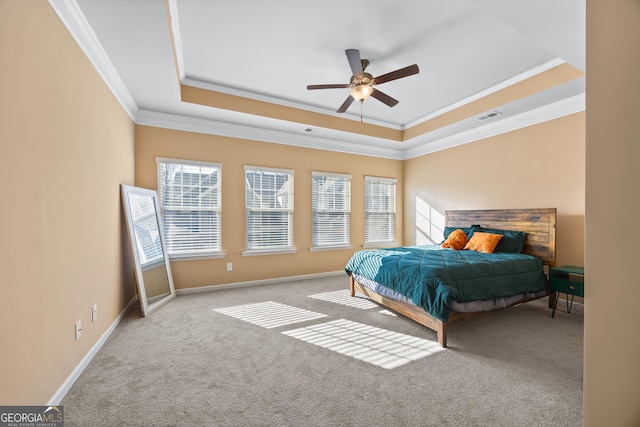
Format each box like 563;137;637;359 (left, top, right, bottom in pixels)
346;208;556;348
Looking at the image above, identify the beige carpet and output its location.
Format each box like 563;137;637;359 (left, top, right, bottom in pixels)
62;275;584;426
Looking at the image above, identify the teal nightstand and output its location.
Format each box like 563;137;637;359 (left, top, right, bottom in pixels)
549;265;584;318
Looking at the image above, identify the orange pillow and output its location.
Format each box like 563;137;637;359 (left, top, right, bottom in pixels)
441;229;468;250
463;232;503;253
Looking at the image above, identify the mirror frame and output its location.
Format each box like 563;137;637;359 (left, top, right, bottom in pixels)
121;184;176;316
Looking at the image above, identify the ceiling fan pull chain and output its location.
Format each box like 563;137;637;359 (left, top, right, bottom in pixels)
360;100;364;123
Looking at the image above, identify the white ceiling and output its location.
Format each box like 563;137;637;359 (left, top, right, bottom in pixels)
51;0;585;159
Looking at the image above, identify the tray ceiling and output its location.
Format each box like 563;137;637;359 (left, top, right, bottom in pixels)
52;0;585;158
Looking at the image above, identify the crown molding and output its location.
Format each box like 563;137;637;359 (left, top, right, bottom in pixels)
48;0;138;120
135;110;405;160
166;0;186;81
181;77;401;130
402;92;585;159
136;89;584;161
404;58;566;129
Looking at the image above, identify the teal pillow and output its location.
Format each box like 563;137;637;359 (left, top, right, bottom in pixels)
442;225;481;242
479;227;526;253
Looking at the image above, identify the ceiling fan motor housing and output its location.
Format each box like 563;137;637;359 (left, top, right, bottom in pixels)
350;72;374;88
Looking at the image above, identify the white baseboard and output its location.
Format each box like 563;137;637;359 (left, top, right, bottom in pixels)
176;270;345;295
48;296;138;405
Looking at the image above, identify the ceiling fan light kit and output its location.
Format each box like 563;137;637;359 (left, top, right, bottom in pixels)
350;82;373;101
307;49;419;118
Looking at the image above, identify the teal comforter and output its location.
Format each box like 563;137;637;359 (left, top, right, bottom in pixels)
345;245;546;322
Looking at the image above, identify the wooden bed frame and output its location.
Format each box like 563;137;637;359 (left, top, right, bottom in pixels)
350;208;557;348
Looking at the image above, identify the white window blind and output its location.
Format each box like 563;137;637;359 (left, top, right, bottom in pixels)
364;176;397;245
156;158;222;258
245;166;294;253
312;172;351;249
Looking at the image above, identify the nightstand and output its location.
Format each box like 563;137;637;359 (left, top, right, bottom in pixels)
550;265;584;318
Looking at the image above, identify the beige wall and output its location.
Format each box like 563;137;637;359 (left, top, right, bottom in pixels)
584;0;640;425
4;1;614;418
0;1;136;404
135;125;403;289
404;112;585;267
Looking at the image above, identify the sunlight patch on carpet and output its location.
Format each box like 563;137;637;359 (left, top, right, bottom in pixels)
213;301;328;329
282;319;444;369
308;290;379;309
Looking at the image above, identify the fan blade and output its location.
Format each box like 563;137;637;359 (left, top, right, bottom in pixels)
371;88;399;107
345;49;364;78
336;95;355;113
373;64;419;85
307;84;350;90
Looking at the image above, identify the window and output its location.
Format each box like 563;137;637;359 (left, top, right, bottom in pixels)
244;166;294;254
156;158;222;259
312;172;351;250
364;176;397;247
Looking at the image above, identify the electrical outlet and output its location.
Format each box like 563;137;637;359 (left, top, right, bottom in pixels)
75;320;82;340
92;304;98;322
226;263;233;271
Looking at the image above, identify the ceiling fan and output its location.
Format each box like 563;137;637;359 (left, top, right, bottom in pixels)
307;49;419;114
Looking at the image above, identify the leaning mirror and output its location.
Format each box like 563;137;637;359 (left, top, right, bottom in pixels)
121;184;176;316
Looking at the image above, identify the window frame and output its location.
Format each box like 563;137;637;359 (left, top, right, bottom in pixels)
243;165;296;256
311;171;352;251
364;176;398;248
156;157;224;260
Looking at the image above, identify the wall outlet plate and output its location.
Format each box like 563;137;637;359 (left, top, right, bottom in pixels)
75;320;82;340
92;304;98;322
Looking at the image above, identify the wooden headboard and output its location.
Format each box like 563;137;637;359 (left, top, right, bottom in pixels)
445;208;557;267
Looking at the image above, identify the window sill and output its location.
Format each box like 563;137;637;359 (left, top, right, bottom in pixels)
242;248;297;256
310;245;353;252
